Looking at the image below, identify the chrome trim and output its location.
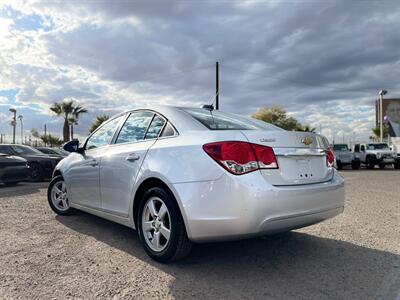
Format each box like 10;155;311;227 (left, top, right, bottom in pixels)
274;148;326;157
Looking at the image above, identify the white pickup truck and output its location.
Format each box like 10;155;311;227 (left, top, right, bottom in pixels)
353;143;400;169
332;144;360;169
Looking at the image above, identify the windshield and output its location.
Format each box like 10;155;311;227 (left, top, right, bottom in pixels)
54;148;69;155
182;108;283;131
11;145;43;155
333;144;349;151
38;148;54;154
366;143;389;150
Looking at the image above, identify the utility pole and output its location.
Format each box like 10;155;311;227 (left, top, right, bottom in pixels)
215;61;219;110
379;90;387;143
9;108;17;144
18;115;23;144
44;123;47;147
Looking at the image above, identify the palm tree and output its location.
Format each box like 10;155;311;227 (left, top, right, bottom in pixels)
50;100;88;142
372;124;389;141
69;105;88;140
89;115;110;133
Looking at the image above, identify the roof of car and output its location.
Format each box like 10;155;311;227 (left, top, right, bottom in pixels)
116;105;208;132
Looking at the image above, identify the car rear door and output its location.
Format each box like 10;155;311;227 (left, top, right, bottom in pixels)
65;115;126;209
100;110;167;217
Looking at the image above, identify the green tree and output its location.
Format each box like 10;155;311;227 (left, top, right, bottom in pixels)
252;106;303;131
372;124;389;141
89;115;110;133
69;105;88;140
40;134;63;147
50;100;88;142
297;125;317;132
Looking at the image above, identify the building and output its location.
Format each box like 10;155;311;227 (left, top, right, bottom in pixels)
375;98;400;137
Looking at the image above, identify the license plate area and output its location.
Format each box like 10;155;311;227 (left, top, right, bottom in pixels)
277;156;327;182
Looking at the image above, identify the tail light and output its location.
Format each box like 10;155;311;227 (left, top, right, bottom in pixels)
203;141;278;175
326;148;335;167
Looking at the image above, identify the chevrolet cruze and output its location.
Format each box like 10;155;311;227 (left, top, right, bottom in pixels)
48;106;345;262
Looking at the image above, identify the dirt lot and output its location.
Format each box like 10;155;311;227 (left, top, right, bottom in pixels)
0;170;399;299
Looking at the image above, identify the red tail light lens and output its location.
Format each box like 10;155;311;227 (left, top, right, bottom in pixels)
326;148;335;167
203;141;278;175
250;144;279;169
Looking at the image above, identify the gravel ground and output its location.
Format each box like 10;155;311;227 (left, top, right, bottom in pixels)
0;170;399;300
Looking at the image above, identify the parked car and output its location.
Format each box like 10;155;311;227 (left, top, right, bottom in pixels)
0;153;30;186
48;106;345;262
0;144;62;181
332;144;360;170
353;143;400;169
36;147;69;157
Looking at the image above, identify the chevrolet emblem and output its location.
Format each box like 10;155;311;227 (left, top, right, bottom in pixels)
301;137;313;146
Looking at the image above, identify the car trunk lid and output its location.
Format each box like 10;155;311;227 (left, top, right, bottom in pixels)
241;130;334;186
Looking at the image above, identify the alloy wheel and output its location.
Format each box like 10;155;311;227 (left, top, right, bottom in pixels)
51;180;69;211
141;196;171;252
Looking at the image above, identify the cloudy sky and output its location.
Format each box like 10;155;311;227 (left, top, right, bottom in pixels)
1;0;399;143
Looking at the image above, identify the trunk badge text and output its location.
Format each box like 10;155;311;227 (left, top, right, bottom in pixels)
260;138;276;143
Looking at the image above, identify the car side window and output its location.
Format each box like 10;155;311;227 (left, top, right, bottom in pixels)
116;111;154;144
360;145;365;152
160;122;175;137
354;144;360;152
145;115;166;140
0;145;13;155
86;116;124;150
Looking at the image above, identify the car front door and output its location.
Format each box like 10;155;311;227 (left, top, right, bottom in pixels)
65;115;126;209
100;111;167;217
360;144;367;162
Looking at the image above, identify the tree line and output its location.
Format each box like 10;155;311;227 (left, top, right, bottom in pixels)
33;101;383;147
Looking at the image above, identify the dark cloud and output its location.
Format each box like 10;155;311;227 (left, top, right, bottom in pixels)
1;0;400;141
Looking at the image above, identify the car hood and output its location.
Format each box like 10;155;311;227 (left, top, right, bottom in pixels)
334;150;353;155
0;154;27;163
368;150;396;155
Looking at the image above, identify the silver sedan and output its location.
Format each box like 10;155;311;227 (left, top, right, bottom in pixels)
48;106;345;262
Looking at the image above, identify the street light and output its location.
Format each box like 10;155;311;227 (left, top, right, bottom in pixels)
18;115;23;144
379;90;387;143
9;108;17;144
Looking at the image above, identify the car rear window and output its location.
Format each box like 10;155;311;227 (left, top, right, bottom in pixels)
182;108;280;131
333;144;348;151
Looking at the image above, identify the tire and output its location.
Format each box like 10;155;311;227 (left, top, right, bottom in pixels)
47;175;75;215
336;161;343;170
30;163;44;181
351;161;360;170
378;163;385;169
137;186;192;262
4;181;19;186
366;158;375;169
395;162;400;169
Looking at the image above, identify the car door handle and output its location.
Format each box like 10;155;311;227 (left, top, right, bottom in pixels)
89;159;99;167
126;153;140;162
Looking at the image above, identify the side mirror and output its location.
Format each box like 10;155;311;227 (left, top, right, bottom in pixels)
63;139;81;153
349;149;352;152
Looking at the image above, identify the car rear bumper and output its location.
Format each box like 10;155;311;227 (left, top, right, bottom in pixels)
173;169;345;242
0;166;30;183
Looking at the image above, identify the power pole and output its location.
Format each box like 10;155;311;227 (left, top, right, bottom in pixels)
18;115;23;144
44;123;47;147
215;61;219;110
9;108;16;144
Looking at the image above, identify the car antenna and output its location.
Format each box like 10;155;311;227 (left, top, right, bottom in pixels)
201;91;219;111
